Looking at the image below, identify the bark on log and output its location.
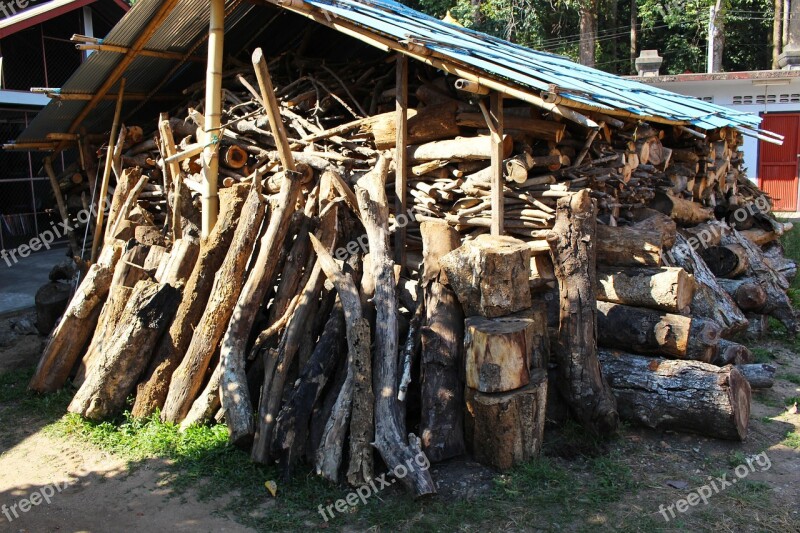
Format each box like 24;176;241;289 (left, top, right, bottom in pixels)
651;191;714;226
419;220;465;462
440;234;532;318
713;339;752;366
699;244;750;278
547;189;618;434
664;233;748;336
464;370;548;470
716;278;768;311
132;185;247;418
736;363;776;389
408;134;513;163
366;102;461;149
596;217;676;267
68;280;180;420
596;301;721;362
355;154;436;496
599;349;750;441
596;267;695;314
35;282;71;336
29;245;122;393
162;185;266;423
221;170;303;445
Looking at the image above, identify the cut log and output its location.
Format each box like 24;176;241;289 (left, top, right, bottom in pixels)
162;185;266;423
35;282;72;336
456;111;565;142
744;313;769;340
464;310;548;393
650;191;714;226
29;244;122;393
68;280;180;420
716;278;768;311
596;301;721;362
440;234;532;318
464;370;548;470
720;228;797;335
698;244;749;278
132;185;247;418
596;217;676;267
736;363;776;389
408;134;513;163
366;102;461;149
547;189;618;434
355;155;436;496
664;233;748;336
419;220;465;462
713;339;752;366
220;168;303;445
596;267;695;314
599;349;750;441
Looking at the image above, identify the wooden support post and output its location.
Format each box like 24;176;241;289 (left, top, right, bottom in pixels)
488;92;504;235
90;78;125;262
394;53;409;266
201;0;224;238
43;156;81;259
252;48;295;172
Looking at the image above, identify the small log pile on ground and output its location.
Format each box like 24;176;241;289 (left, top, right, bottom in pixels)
29;48;797;495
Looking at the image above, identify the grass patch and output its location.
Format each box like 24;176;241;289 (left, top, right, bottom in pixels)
783;431;800;449
784;396;800;407
751;347;776;364
781;373;800;385
0;366;73;419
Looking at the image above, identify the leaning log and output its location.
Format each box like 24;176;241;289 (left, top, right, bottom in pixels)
547;189;618;434
599;349;751;441
355;154;436;496
68;281;180;420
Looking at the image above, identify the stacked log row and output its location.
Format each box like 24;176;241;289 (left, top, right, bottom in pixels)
26;45;800;492
442;236;549;469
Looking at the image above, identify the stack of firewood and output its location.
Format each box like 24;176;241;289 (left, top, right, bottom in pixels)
29;48;796;496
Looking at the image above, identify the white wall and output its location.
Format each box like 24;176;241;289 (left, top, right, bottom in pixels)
643;77;800;184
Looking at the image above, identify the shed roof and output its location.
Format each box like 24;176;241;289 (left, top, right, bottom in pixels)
0;0;129;39
15;0;771;145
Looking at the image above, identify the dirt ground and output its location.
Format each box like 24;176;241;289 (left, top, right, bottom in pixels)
1;310;799;532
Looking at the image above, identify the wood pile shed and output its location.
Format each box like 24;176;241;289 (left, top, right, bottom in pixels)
9;0;796;496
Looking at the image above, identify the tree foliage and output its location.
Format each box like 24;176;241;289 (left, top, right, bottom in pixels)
401;0;774;74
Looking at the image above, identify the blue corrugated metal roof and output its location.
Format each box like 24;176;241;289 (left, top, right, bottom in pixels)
17;0;766;144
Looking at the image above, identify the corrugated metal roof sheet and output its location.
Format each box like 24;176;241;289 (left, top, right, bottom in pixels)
17;0;766;144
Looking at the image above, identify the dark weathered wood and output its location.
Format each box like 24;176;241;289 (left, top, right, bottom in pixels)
132;185;247;418
664;233;748;336
29;244;122;393
547;189;618;434
600;349;750;440
35;282;72;336
713;338;752;366
596;221;673;267
716;278;768;312
597;301;721;362
651;191;714;226
699;244;750;278
68;280;180;420
419;220;465;463
162;185;266;423
356;155;436;496
736;363;776;389
464;370;548;470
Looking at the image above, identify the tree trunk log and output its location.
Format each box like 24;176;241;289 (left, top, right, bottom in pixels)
221;171;303;445
716;278;768;311
356;155;436;496
29;244;122;393
651;191;714;226
699;244;750;278
464;370;548;470
408;134;513;163
596;217;675;267
440;234;531;318
596;266;695;313
596;301;721;362
736;363;776;389
664;233;748;336
132;185;248;418
68;280;180;419
162;185;266;423
547;189;618;434
713;338;752;366
599;349;750;440
419;220;465;463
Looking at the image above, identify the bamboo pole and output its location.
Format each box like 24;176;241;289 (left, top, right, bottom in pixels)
74;43;205;62
158;117;182;242
201;0;225;238
43;157;81;259
252;48;296;172
394;53;409;265
90;77;126;263
484;93;505;235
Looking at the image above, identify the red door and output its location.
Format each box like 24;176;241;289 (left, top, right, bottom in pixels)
759;113;800;211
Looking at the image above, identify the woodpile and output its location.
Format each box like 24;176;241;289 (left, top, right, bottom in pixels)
30;47;797;492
